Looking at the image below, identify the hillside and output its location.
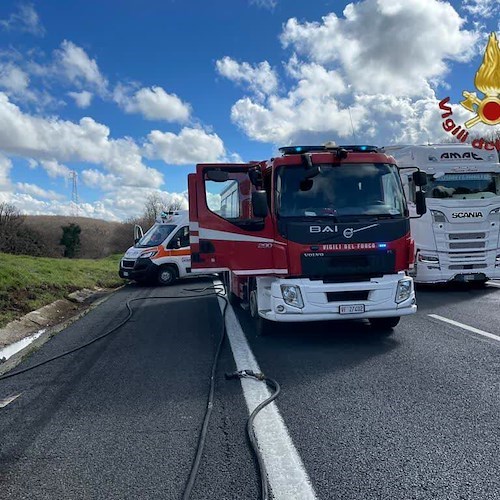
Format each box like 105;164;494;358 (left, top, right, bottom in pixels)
23;215;135;259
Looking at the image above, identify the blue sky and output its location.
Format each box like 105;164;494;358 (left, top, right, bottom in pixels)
0;0;498;220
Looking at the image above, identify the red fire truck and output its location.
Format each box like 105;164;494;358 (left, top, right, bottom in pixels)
188;144;427;334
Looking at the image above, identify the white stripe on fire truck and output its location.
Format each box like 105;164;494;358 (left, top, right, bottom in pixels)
232;269;288;275
189;222;199;231
198;228;286;245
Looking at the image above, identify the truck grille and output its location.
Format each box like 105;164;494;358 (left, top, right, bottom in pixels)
301;251;395;279
326;291;370;302
449;232;485;240
449;241;486;250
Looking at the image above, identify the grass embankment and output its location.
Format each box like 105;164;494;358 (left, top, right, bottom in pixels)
0;253;125;327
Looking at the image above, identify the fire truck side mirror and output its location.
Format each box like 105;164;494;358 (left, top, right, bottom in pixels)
415;191;427;216
252;190;268;218
412;171;427;187
206;170;229;182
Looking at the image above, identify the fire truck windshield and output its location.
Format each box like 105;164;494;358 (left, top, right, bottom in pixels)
424;172;500;199
276;163;406;218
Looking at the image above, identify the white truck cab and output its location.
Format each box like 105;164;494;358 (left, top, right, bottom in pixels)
387;144;500;284
119;210;192;285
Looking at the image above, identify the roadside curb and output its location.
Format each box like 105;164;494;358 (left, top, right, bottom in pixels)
0;285;126;378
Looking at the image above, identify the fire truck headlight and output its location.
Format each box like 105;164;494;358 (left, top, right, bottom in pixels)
431;210;446;223
395;279;413;304
139;250;158;259
280;285;304;308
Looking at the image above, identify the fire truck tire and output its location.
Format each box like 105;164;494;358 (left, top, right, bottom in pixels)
369;316;400;330
249;289;273;336
157;265;178;286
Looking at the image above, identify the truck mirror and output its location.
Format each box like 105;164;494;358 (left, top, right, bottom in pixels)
206;170;229;182
134;224;144;244
412;171;427;187
252;190;268;218
415;191;427;216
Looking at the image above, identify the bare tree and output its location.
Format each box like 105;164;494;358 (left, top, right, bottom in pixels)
142;193;185;227
0;203;25;252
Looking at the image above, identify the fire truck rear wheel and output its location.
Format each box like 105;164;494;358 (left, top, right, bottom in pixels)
369;316;400;330
157;265;177;286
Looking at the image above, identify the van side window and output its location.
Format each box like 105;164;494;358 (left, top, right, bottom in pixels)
167;226;190;249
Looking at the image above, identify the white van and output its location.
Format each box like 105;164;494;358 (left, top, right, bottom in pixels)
119;210;192;285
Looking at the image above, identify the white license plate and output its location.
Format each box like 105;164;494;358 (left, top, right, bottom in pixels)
123;271;129;276
339;304;365;314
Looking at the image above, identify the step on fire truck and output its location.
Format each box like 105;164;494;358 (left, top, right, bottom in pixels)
188;144;427;333
386;144;500;285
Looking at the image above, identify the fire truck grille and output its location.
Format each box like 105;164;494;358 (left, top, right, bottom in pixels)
301;251;395;279
326;290;370;302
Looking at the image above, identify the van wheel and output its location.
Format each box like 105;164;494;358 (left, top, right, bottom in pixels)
369;317;400;330
249;288;273;336
157;265;177;286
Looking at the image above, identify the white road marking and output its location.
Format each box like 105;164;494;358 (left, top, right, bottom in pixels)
0;393;21;408
215;283;318;500
486;281;500;288
429;314;500;343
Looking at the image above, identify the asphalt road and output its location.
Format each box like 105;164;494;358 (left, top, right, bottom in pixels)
1;278;499;500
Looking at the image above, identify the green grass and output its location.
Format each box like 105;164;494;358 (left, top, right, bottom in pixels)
0;253;126;327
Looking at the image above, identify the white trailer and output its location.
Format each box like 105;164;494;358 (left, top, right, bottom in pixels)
386;144;500;284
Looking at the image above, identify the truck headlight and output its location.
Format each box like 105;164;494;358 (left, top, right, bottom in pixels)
396;279;413;304
489;207;500;215
417;253;439;263
431;210;446;223
139;250;158;258
280;285;304;308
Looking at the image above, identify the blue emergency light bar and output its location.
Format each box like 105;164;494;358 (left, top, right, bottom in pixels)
279;145;380;155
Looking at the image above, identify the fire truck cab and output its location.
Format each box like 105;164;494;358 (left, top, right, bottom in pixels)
188;144;427;333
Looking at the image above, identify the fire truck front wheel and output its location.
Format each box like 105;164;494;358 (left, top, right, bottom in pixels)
157;265;178;286
249;288;273;336
369;316;400;330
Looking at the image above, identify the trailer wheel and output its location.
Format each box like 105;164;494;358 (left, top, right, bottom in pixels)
369;316;400;330
157;265;177;286
249;288;273;336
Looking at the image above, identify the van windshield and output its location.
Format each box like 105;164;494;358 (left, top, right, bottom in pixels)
136;224;176;248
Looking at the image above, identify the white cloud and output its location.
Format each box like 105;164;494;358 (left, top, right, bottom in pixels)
114;84;191;122
40;159;71;179
462;0;500;18
16;182;65;200
0;92;163;189
280;0;478;96
55;40;107;92
216;57;278;100
145;127;226;164
0;3;45;36
223;1;488;146
68;90;93;108
229;60;351;143
249;0;277;10
0;153;12;189
0;63;30;94
81;169;119;191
